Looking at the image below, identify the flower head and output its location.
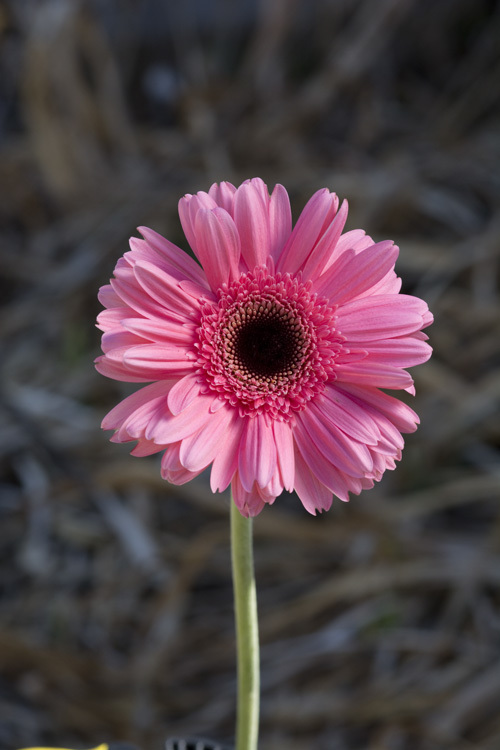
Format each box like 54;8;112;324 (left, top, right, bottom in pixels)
96;179;432;516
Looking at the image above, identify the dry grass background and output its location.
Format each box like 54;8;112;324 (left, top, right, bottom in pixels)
1;0;499;748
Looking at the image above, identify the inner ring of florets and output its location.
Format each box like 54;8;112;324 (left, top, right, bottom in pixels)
196;268;343;420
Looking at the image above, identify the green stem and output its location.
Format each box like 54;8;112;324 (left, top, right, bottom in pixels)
230;497;260;750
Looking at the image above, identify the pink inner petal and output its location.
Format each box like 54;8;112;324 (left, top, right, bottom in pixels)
233;181;271;270
302;199;349;281
277;188;336;275
268;184;292;262
194;207;241;290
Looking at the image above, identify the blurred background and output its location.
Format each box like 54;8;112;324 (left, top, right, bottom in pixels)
1;0;499;748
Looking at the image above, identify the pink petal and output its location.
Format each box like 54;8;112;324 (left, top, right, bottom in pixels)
293;419;350;501
233;181;271;269
178;191;218;255
260;468;284;500
298;408;374;477
335;360;415;390
163;466;205;485
210;396;227;413
334;348;369;365
210;410;245;492
123;344;194;378
167;372;203;415
368;414;404;453
101;329;145;353
179;404;233;472
101;381;173;433
138;226;209;287
145;392;216;444
336;294;430;341
208;181;237;213
315;240;399;303
127;237;171;272
118;397;169;440
363;336;432;367
122;317;196;345
277;188;336;274
273;419;295;492
231;473;266;517
98;284;122;308
178;278;217;304
194;207;241;290
131;438;165;456
268;184;292;261
321;229;372;272
293;442;335;514
161;443;205;485
96;306;133;332
127;239;212;299
95;351;162;383
133;260;202;319
413;330;430;341
238;415;277;491
302;199;349;280
422;309;434;328
364;271;401;297
335;383;419;433
243;177;270;205
110;274;188;323
160;442;182;472
312;386;380;445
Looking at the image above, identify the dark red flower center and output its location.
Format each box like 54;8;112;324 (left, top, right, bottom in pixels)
196;269;344;421
234;314;301;378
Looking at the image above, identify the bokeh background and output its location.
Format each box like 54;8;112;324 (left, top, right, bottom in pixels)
1;1;500;748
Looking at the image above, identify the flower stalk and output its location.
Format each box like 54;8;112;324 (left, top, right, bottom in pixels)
231;498;260;750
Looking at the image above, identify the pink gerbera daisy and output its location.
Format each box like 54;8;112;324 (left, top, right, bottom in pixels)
96;179;432;516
